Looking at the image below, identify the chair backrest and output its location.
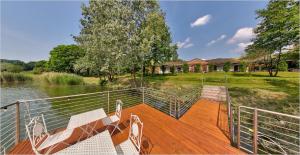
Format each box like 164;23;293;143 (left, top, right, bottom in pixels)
115;100;123;119
129;114;143;152
25;114;49;153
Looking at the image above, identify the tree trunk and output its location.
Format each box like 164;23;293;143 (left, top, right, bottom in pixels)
267;54;274;77
273;49;282;77
151;66;155;76
131;66;137;88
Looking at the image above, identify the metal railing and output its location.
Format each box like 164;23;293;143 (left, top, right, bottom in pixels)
237;106;300;154
0;87;201;153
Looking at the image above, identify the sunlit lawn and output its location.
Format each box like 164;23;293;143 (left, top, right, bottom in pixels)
144;72;299;115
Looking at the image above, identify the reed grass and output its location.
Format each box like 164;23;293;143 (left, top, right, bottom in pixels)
0;72;32;83
41;72;84;85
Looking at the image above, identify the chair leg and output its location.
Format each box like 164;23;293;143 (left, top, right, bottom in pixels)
110;124;123;135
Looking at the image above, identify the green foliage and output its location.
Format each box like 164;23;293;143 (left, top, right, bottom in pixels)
41;72;84;85
24;61;36;71
194;64;201;73
49;45;84;73
170;65;175;74
33;60;48;74
223;62;231;72
0;72;32;83
278;61;288;71
1;59;37;71
1;63;23;73
161;65;166;74
208;64;214;72
239;61;247;72
183;63;189;73
75;1;176;81
248;0;299;76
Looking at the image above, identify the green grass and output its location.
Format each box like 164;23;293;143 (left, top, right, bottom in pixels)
0;72;33;83
40;72;84;85
143;72;299;115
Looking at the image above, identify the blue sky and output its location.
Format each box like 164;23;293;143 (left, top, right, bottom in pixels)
1;1;267;62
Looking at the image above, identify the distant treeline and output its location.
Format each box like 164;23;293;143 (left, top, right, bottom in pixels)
0;59;36;72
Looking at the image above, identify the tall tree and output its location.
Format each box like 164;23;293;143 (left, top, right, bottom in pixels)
141;11;177;75
248;0;299;76
48;45;84;73
75;0;177;83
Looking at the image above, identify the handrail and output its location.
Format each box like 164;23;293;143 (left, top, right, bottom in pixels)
237;105;300;154
239;106;300;119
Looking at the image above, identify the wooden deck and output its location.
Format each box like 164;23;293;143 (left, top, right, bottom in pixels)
9;99;243;154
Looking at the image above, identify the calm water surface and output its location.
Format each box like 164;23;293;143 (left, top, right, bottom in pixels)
1;83;105;106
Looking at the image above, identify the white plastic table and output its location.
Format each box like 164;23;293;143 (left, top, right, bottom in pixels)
54;130;117;155
67;108;107;129
67;108;107;138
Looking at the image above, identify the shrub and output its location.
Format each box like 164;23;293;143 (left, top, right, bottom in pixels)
170;65;175;74
239;61;248;72
223;62;231;72
1;63;23;73
183;63;189;73
0;72;32;83
278;61;288;71
208;64;214;72
194;64;201;73
41;72;84;85
161;65;166;74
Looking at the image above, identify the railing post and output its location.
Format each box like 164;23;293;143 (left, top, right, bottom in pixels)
107;91;110;113
15;101;20;145
169;96;171;116
176;98;180;119
229;104;234;144
253;108;258;154
237;106;241;149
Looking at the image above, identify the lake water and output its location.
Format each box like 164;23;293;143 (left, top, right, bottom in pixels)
1;83;105;107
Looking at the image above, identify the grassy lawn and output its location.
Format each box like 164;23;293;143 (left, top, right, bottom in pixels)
143;72;299;115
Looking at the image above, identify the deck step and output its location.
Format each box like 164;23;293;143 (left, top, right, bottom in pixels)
201;85;227;102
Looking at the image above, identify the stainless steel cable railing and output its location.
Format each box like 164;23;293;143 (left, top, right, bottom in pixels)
0;87;201;153
237;106;300;154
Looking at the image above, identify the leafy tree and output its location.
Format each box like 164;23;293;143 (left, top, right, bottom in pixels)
141;11;177;76
24;61;36;71
183;63;189;73
239;61;248;72
223;62;231;72
33;60;48;74
48;45;84;73
194;64;201;73
278;61;288;71
248;0;299;77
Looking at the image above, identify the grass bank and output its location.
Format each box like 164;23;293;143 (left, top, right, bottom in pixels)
144;72;299;115
0;72;33;83
40;72;84;85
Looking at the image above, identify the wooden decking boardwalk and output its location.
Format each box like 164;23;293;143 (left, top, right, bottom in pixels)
9;99;243;154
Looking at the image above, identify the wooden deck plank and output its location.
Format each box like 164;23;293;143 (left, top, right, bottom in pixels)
9;99;243;154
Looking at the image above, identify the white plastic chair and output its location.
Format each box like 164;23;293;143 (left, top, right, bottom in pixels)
115;114;143;155
102;100;123;135
25;114;73;155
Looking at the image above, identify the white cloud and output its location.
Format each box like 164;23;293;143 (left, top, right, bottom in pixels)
207;34;226;46
227;27;255;44
177;37;194;49
230;42;253;53
191;14;212;27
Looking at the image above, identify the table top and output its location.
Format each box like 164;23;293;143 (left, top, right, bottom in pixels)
67;108;107;129
54;130;117;155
